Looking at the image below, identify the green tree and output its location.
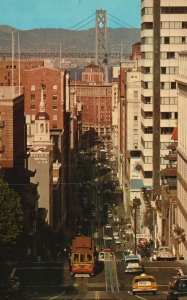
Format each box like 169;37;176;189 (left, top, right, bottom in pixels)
0;179;23;243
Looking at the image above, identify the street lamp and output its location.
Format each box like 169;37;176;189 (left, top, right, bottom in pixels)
133;197;141;255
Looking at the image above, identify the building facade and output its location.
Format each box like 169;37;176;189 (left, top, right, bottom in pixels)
141;0;187;190
176;52;187;258
70;62;112;137
0;86;25;184
27;91;53;225
0;60;44;86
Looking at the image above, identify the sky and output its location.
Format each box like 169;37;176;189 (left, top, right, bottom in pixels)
0;0;141;30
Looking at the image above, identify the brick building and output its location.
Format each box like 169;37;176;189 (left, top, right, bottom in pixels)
0;60;44;86
70;62;112;136
0;86;25;184
24;67;64;133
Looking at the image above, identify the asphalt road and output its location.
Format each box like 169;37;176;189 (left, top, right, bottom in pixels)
10;257;187;299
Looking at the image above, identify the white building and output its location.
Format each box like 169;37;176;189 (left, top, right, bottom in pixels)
176;52;187;258
27;90;54;225
141;0;187;189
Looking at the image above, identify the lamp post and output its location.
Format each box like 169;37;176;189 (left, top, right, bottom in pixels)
133;197;141;254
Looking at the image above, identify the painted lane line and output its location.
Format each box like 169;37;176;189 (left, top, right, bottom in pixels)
127;291;146;300
50;291;65;299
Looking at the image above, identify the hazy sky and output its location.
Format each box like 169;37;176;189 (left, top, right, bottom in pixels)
0;0;141;30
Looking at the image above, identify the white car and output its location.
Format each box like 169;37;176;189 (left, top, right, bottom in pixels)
156;246;176;261
103;235;113;241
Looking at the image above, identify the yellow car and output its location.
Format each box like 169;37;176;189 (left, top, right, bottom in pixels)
132;273;157;295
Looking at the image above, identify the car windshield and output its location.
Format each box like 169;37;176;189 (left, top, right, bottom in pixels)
159;247;170;251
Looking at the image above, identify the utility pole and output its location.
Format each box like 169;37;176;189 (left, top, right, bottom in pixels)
133;197;141;254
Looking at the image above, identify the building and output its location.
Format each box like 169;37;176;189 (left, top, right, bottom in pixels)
70;62;112;137
0;60;44;86
24;67;72;229
24;66;65;134
141;0;187;191
0;86;25;186
117;59;141;216
27;90;53;225
176;51;187;258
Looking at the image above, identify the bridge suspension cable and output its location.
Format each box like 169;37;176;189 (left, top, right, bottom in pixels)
75;18;95;30
108;12;136;29
67;12;95;30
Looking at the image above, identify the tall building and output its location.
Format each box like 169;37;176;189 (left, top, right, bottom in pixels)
70;62;112;136
176;52;187;257
141;0;187;190
27;90;54;225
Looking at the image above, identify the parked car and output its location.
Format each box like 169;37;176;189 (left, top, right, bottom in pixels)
132;273;157;295
167;275;187;299
0;276;22;297
156;246;176;261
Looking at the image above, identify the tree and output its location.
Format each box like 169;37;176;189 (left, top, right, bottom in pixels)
0;179;23;243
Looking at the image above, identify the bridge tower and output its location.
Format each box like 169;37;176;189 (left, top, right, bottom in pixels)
95;10;108;82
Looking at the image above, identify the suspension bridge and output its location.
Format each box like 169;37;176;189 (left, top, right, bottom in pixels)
0;10;140;66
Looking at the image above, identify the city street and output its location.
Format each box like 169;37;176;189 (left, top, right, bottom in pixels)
9;259;187;299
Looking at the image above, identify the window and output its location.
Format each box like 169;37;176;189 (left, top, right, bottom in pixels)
144;127;153;134
167;52;175;59
161;67;166;74
142;67;151;74
145;112;153;119
144;156;152;164
141;52;153;59
141;7;153;15
53;105;57;110
53;95;58;100
141;37;153;45
161;97;177;105
144;141;153;149
53;85;57;90
53;124;57;129
144;171;152;178
134;116;138;121
171;82;176;89
142;22;153;29
31;105;35;110
31;85;35;91
164;37;170;44
182;22;187;29
43;94;46;100
161;112;172;119
161;127;174;135
144;97;151;104
161;7;187;14
31;94;35;100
